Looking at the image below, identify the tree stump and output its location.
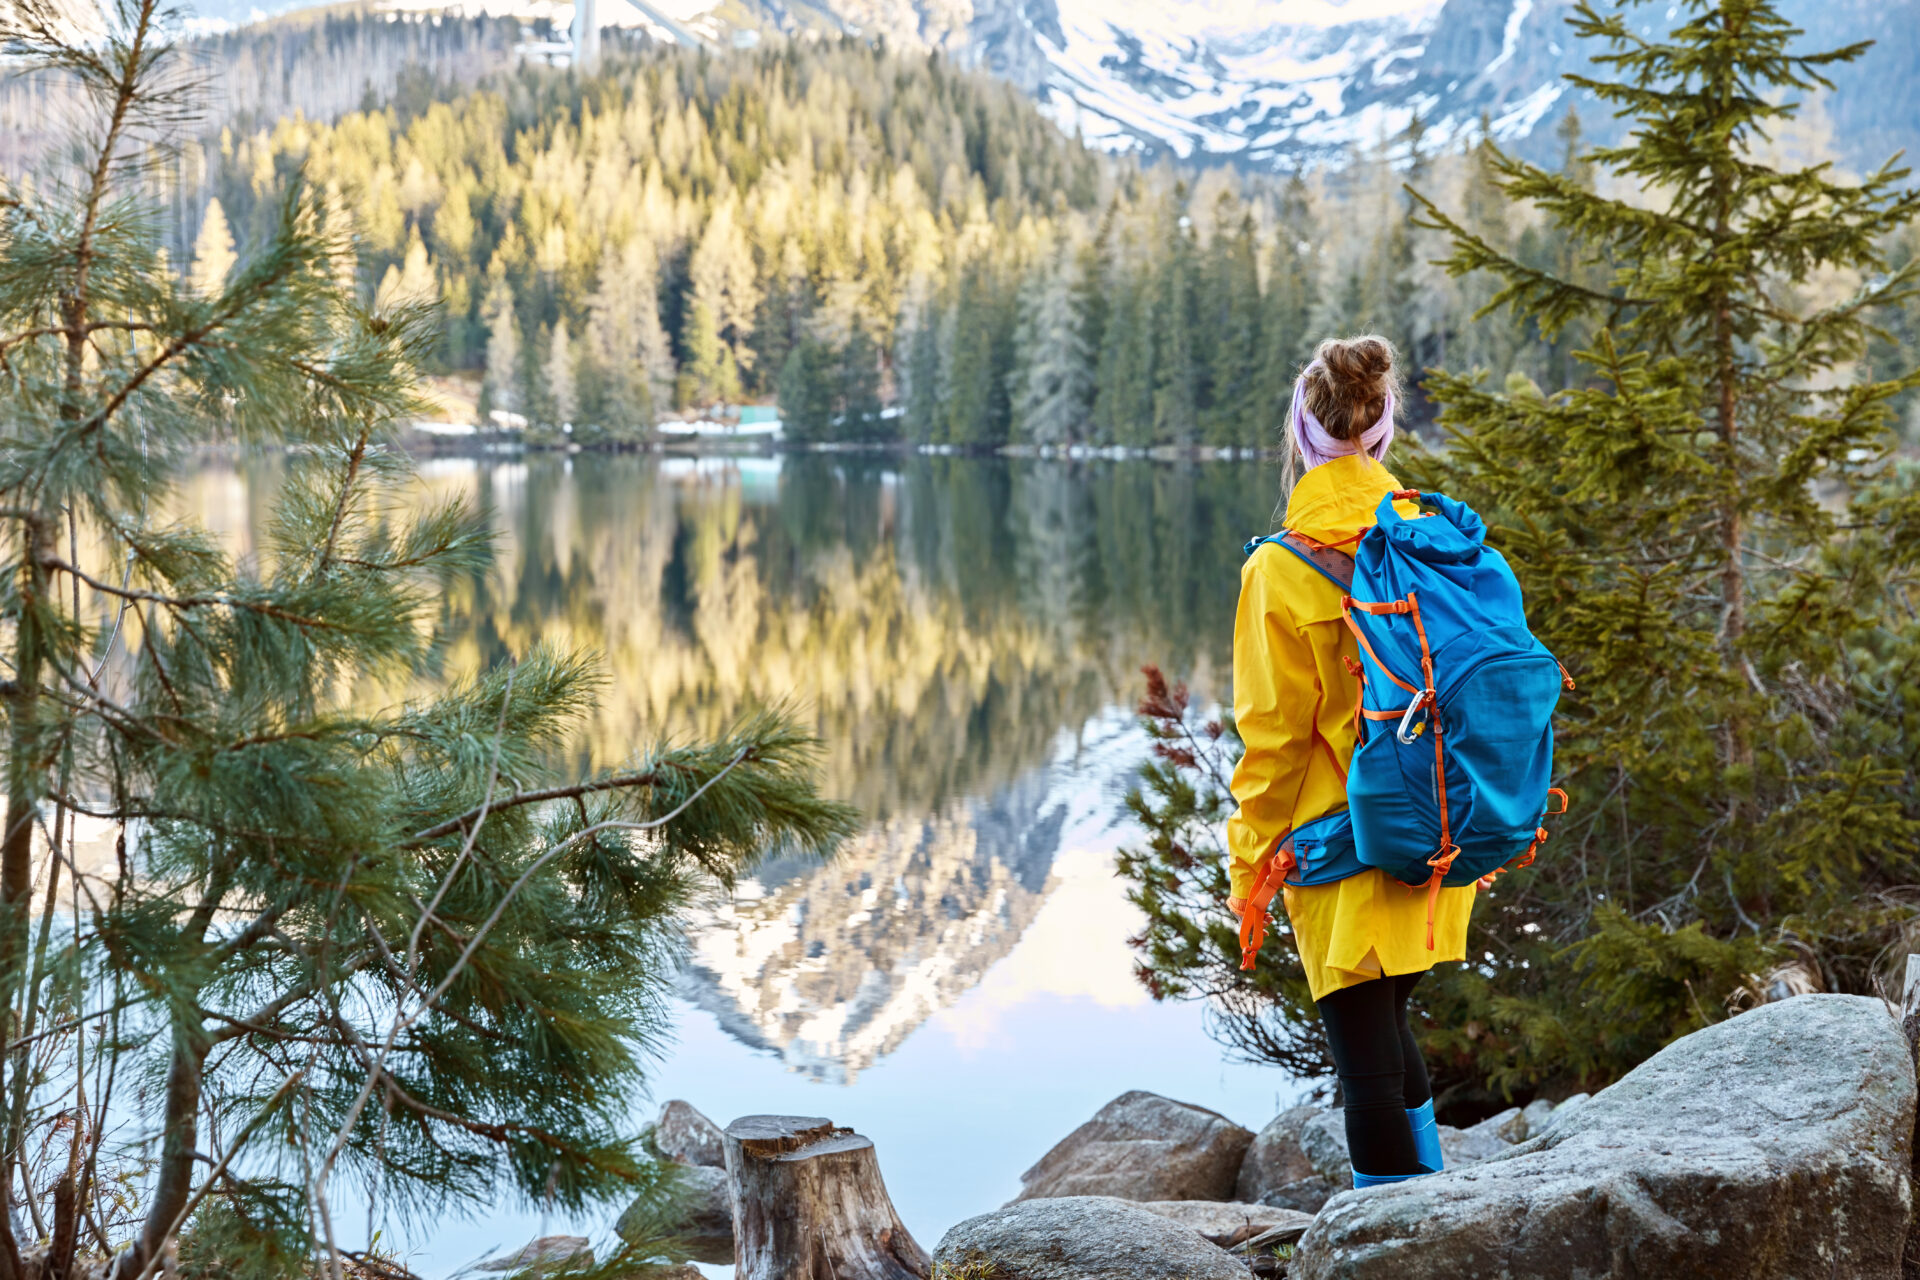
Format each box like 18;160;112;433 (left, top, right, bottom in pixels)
724;1114;930;1280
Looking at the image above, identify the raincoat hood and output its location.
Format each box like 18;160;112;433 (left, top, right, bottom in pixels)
1283;455;1413;544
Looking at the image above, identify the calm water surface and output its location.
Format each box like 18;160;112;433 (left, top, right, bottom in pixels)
185;451;1310;1275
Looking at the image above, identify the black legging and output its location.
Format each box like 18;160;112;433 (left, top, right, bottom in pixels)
1317;970;1432;1177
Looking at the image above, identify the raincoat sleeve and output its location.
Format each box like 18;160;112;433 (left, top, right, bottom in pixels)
1226;550;1317;901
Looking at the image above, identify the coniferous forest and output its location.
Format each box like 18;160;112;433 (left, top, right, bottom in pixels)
169;38;1673;450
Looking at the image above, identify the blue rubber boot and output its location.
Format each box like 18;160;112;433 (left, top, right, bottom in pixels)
1406;1099;1444;1174
1351;1167;1427;1189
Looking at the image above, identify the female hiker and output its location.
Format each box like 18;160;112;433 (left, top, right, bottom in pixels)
1225;335;1471;1187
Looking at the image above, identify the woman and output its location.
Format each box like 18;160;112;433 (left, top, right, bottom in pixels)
1225;335;1473;1187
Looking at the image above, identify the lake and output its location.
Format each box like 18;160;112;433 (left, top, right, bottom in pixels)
181;449;1311;1276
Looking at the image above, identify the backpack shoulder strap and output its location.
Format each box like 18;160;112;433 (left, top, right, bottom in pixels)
1246;530;1356;593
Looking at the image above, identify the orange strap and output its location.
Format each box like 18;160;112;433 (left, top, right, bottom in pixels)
1391;593;1459;952
1296;528;1366;550
1342;656;1366;739
1238;831;1295;970
1340;597;1420;697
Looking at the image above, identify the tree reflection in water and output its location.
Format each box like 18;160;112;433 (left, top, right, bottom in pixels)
180;450;1276;1076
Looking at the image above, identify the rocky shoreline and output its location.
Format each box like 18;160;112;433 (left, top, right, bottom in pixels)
495;992;1916;1278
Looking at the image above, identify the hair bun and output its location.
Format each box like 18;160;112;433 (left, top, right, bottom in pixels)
1298;334;1400;444
1318;335;1395;398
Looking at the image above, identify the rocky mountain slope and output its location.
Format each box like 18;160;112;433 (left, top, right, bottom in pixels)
112;0;1920;171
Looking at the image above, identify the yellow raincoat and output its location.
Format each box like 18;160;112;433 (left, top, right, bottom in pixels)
1226;455;1474;1001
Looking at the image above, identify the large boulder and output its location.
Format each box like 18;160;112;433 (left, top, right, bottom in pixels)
1291;995;1916;1280
1014;1092;1255;1202
1258;1176;1340;1214
652;1099;726;1168
1134;1201;1318;1249
1435;1108;1522;1166
1234;1105;1320;1201
1297;1108;1351;1185
477;1236;592;1274
935;1196;1249;1279
614;1164;734;1265
619;1101;734;1265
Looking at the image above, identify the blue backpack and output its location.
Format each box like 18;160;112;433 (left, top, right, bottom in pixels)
1239;489;1570;963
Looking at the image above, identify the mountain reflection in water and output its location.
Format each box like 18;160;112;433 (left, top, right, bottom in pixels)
178;449;1278;1083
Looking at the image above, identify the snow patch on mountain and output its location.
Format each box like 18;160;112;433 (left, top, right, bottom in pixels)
1037;1;1446;159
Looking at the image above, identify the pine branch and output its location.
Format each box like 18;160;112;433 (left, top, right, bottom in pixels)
406;766;706;842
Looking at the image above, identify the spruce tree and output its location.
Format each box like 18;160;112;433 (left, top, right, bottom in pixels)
836;323;885;441
188;197;237;298
776;336;836;441
480;263;521;423
1403;0;1920;1084
1201;199;1263;449
1009;237;1093;447
0;3;854;1276
1125;0;1920;1099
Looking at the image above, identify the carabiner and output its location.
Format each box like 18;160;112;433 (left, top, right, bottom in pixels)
1395;691;1432;745
1390;694;1436;744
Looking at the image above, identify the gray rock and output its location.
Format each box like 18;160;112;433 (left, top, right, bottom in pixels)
1258;1176;1339;1214
1296;1108;1350;1187
1014;1091;1255;1202
615;1164;733;1265
935;1195;1249;1279
1135;1201;1317;1249
1484;1106;1526;1144
1291;995;1916;1280
1435;1110;1516;1166
652;1099;726;1168
476;1236;592;1274
1517;1097;1554;1140
1234;1105;1320;1202
1547;1090;1589;1129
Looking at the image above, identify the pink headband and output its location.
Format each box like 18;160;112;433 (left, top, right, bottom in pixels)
1290;362;1395;470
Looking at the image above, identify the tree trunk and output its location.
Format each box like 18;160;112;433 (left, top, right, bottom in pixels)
113;1025;208;1280
723;1115;929;1280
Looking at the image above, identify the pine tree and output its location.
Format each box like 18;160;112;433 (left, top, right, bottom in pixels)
1152;206;1200;447
901;303;943;443
585;237;674;439
1256;176;1320;446
481;261;522;422
1201;197;1263;449
777;336;836;441
189;196;238;297
1095;266;1156;449
943;257;1009;447
545;316;578;427
0;7;854;1275
838;322;886;441
374;225;437;311
684;196;758;405
1009;238;1093;446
